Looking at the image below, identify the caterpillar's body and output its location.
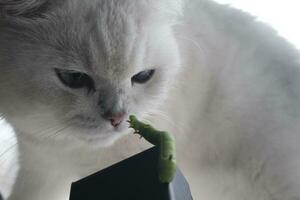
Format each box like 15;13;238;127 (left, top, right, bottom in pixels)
128;115;176;183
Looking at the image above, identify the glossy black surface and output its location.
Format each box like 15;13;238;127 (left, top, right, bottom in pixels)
70;147;193;200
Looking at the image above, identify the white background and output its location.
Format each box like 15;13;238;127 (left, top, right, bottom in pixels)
214;0;300;49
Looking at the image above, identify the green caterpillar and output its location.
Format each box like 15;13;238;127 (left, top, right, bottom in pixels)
128;115;176;183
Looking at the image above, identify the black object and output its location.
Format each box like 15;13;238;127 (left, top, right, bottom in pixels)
0;192;3;200
70;147;193;200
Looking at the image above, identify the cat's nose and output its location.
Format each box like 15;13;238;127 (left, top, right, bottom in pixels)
106;112;126;127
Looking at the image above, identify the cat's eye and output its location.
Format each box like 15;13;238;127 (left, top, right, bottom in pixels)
55;69;94;90
131;69;155;85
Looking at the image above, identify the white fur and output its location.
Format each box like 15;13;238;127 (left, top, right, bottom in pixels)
1;0;300;199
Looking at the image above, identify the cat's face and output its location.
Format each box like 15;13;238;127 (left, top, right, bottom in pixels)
0;0;182;147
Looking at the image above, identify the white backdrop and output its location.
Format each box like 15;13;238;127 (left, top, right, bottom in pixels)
214;0;300;49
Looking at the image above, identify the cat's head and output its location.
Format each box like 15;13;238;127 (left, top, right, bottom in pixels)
0;0;183;147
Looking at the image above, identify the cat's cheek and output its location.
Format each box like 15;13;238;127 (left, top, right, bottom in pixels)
130;82;169;114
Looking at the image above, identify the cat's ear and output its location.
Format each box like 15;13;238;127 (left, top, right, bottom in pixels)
0;0;51;18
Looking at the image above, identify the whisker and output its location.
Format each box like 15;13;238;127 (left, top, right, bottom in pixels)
37;123;69;139
175;34;207;55
47;124;72;140
0;142;18;166
23;117;73;139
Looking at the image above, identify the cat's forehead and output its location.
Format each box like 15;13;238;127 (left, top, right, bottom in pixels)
86;2;147;77
51;0;155;78
4;0;180;79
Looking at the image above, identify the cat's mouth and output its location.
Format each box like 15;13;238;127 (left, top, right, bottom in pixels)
69;121;129;146
66;113;129;145
71;114;127;131
70;117;126;133
78;123;126;132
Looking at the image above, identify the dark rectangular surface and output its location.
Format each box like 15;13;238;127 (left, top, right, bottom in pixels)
70;147;193;200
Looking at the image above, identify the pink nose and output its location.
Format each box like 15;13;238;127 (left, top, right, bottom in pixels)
109;112;125;127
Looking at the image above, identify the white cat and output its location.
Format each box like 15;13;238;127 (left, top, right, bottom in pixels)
1;0;300;199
